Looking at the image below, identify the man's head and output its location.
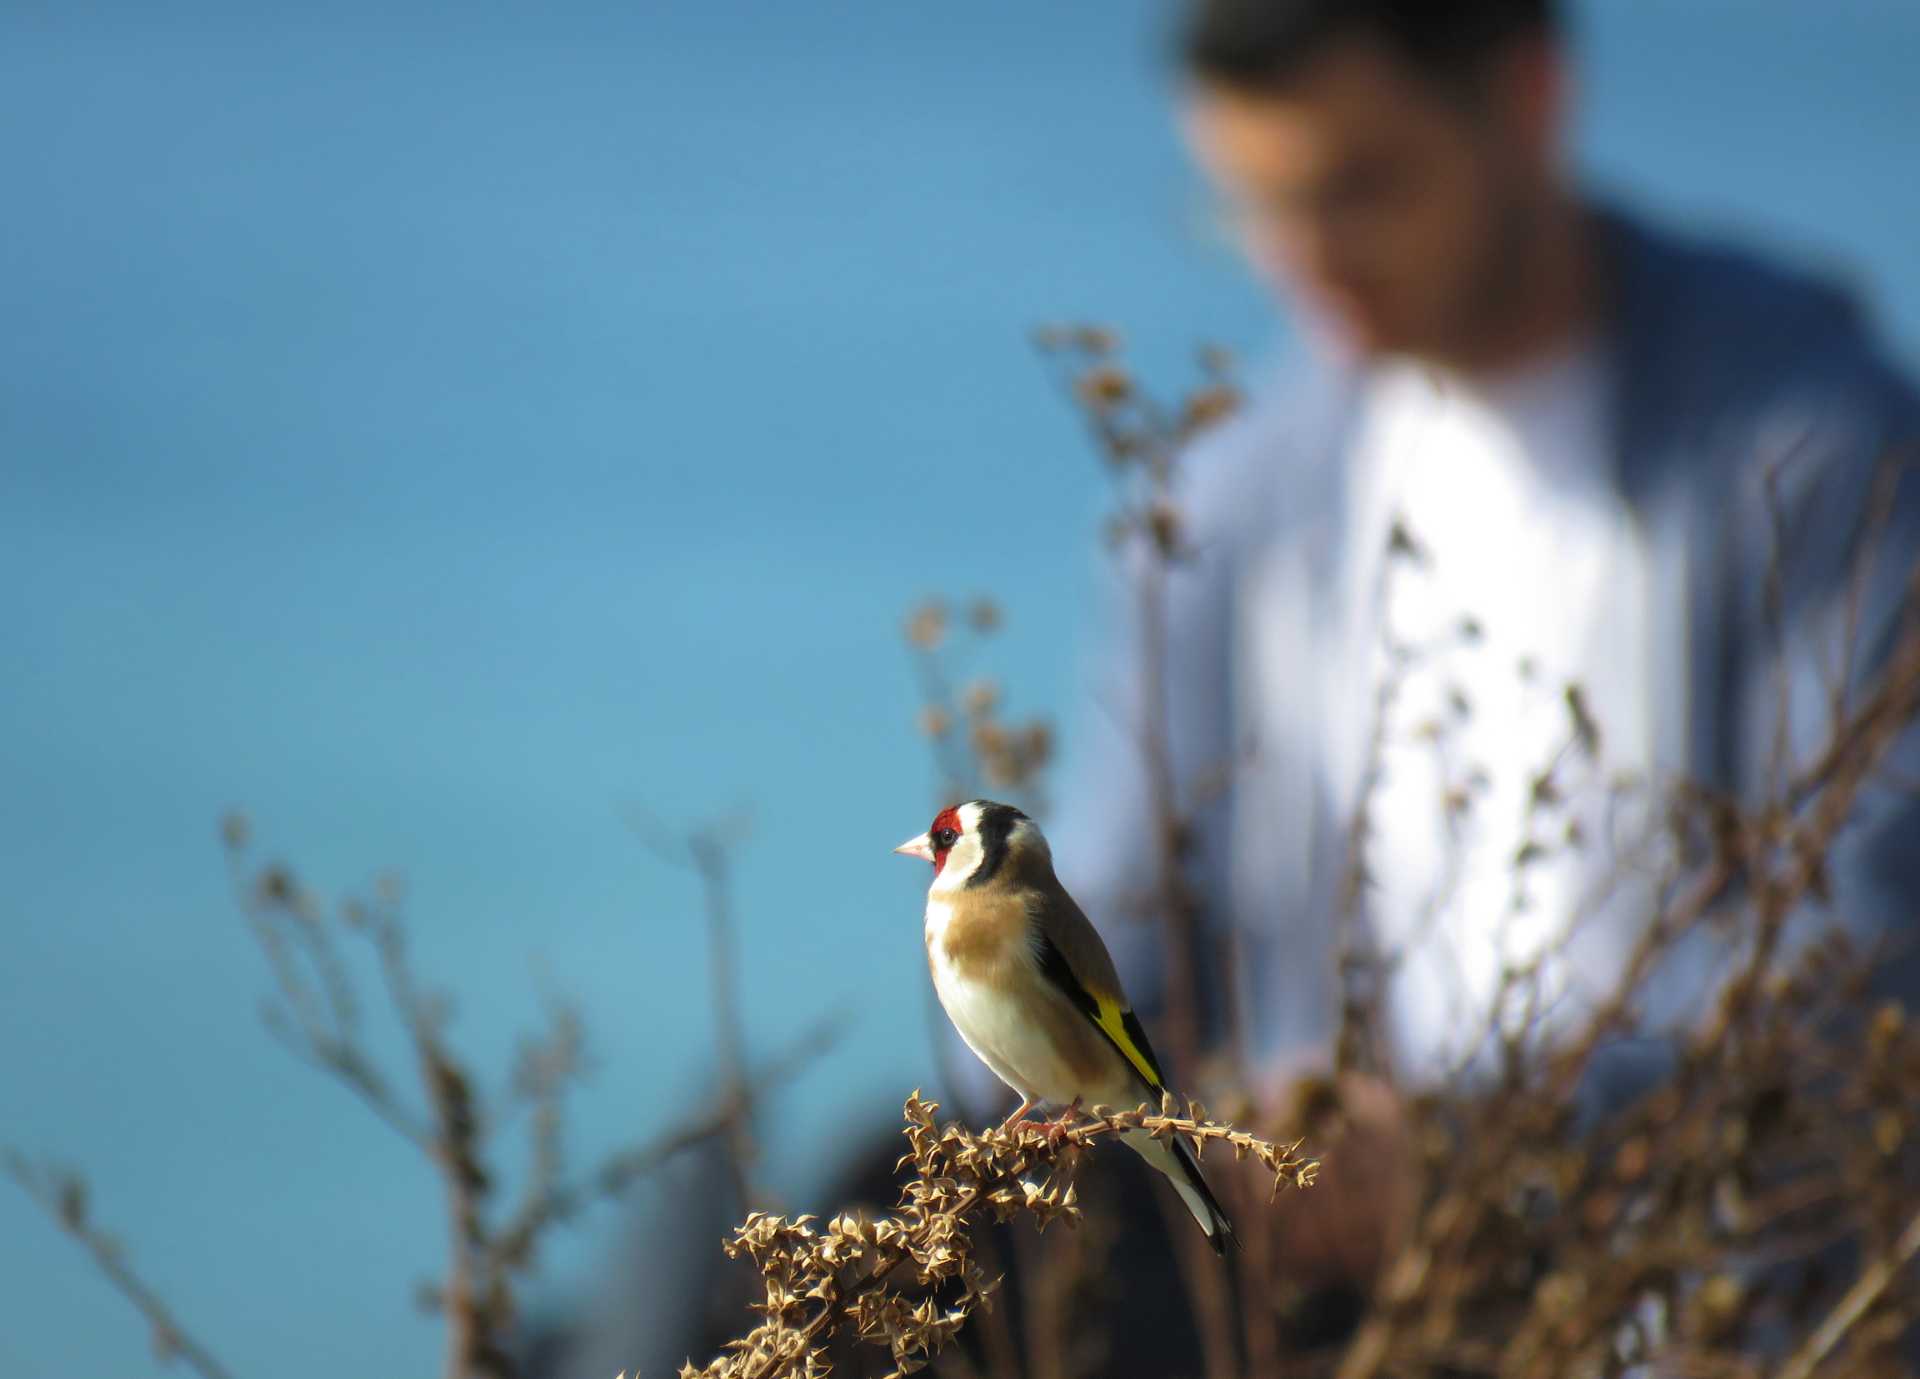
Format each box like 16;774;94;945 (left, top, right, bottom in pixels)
1179;1;1573;367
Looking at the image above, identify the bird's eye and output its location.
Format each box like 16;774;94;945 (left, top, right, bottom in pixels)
934;828;959;850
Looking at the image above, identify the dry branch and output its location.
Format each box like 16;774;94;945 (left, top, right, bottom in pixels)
674;1094;1315;1379
16;815;843;1379
4;1152;239;1379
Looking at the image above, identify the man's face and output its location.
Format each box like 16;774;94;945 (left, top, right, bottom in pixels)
1183;39;1557;362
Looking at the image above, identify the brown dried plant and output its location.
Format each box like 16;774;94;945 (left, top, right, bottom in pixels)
904;594;1053;811
671;1094;1314;1379
1032;325;1257;1379
894;326;1920;1379
2;1152;239;1379
1031;323;1243;1079
7;814;839;1379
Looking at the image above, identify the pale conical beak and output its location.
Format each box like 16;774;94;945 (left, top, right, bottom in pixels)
893;833;935;862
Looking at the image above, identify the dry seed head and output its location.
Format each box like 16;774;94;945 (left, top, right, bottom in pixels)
1076;365;1133;409
1181;383;1239;433
960;679;999;717
1145;501;1181;556
965;598;1002;634
1072;325;1120;355
903;601;948;650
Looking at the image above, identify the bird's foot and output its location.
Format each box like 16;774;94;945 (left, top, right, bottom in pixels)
1035;1098;1084;1148
998;1096;1039;1132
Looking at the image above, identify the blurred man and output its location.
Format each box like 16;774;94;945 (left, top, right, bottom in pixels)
1051;0;1920;1083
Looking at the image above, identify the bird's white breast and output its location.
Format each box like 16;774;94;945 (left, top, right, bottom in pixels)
924;897;1085;1104
924;900;983;1040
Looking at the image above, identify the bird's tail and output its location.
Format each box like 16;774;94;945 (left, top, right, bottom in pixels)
1123;1126;1236;1255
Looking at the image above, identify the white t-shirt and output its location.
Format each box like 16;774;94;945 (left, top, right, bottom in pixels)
1329;345;1655;1079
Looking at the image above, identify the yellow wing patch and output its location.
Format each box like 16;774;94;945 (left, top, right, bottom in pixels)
1093;996;1163;1089
1029;924;1166;1090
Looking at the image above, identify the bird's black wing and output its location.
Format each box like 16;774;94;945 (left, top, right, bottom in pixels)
1031;927;1168;1093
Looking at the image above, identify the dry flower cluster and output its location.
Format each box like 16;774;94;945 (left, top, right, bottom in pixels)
668;1094;1314;1379
904;595;1053;809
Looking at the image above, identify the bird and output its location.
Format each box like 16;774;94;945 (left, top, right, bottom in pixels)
894;798;1235;1254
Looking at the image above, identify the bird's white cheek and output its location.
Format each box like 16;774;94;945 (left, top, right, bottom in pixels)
929;834;985;893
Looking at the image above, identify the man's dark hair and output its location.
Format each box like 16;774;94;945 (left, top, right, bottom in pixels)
1181;0;1560;93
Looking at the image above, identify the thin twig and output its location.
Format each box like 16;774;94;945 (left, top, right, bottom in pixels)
631;806;765;1207
490;1013;841;1266
4;1152;241;1379
1775;1204;1920;1379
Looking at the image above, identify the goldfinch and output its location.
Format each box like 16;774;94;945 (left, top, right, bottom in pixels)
894;799;1235;1254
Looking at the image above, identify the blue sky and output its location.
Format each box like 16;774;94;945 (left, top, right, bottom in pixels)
3;2;1919;1376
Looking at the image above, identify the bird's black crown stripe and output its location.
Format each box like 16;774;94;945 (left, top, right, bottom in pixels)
963;800;1027;889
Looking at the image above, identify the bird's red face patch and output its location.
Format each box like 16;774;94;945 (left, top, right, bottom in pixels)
927;806;964;877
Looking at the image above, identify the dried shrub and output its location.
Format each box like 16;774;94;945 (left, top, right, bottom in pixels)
675;1095;1314;1379
866;327;1920;1379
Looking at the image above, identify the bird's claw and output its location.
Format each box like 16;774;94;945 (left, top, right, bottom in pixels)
1035;1098;1084;1148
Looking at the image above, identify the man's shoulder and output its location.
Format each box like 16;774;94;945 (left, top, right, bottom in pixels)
1607;204;1917;413
1603;203;1919;508
1611;205;1859;335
